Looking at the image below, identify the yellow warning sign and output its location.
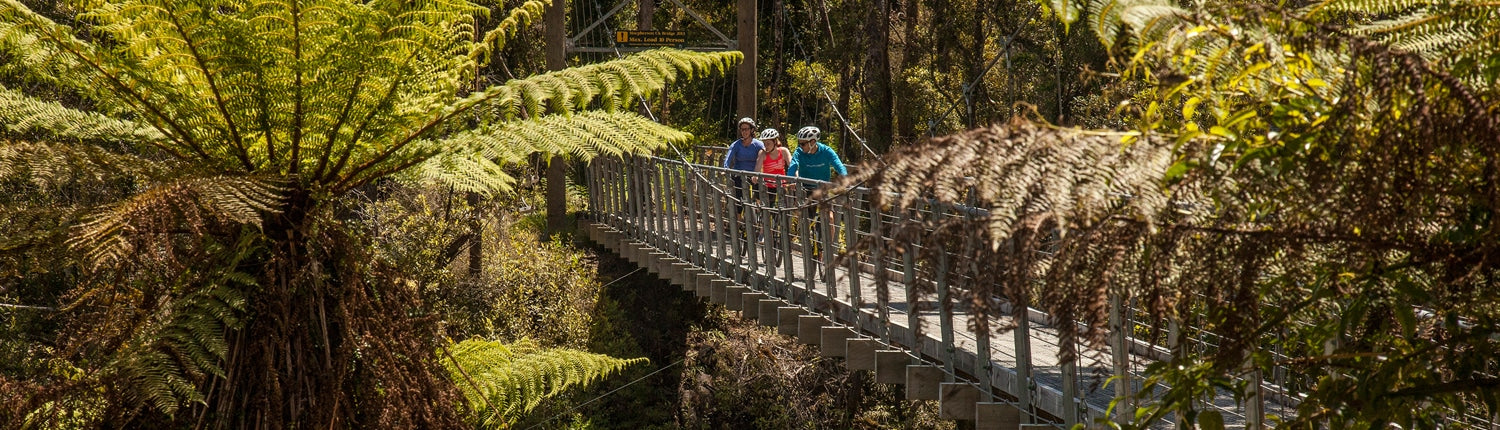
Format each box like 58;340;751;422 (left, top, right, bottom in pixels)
615;30;688;47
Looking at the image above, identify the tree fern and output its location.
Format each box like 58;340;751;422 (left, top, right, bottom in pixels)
442;339;646;428
0;0;737;424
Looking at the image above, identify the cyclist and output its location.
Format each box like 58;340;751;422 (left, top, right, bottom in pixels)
786;126;846;257
722;117;765;217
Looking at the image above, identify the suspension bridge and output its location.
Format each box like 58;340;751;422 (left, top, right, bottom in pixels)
579;155;1298;429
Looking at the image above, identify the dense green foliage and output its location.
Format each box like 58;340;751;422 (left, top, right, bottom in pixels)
2;0;1496;426
0;0;737;425
839;0;1500;428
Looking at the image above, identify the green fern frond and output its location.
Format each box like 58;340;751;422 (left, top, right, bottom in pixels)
0;140;171;187
68;175;284;267
442;339;646;429
108;278;249;416
453;49;741;122
413;111;688;196
470;0;548;63
1304;0;1441;16
1305;0;1500;84
0;86;166;142
1086;0;1180;50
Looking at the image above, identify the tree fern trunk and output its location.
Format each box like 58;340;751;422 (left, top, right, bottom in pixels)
204;193;462;429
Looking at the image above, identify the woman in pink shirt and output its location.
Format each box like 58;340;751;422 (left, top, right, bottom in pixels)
755;128;792;206
754;128;791;253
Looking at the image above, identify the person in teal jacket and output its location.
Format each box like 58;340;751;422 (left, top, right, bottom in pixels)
785;126;846;256
786;126;847;188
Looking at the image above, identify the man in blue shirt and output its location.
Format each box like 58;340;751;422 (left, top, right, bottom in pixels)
786;126;847;187
786;126;846;257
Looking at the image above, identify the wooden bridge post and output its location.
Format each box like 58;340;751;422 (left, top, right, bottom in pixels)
625;156;638;236
584;161;596;221
712;169;728;277
844;192;862;308
760;180;775;293
648;160;661;249
680;165;694;261
1169;316;1185;429
1012;239;1035;424
744;177;758;288
821;198;836;298
667;162;681;260
639;157;652;241
654;161;667;249
674;164;688;261
692;166;707;267
728;174;744;283
600;161;610;223
937;245;956;380
1247;356;1265;429
871;198;889;342
1062;339;1080;427
779;192;794;299
967;234;994;404
608;158;620;229
902;207;918;350
799;187;816;297
1109;290;1134;422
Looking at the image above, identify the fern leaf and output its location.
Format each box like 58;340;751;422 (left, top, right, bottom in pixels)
0;86;166;142
68;175;285;268
452;49;741;121
412;111;688;196
470;0;548;63
108;279;249;416
442;339;646;429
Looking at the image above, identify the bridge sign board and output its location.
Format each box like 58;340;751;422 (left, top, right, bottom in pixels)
615;30;687;47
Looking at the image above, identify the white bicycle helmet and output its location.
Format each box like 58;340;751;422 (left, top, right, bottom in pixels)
796;126;820;141
758;128;780;140
737;117;756;128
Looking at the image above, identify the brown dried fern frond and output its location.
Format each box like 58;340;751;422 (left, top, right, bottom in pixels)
69;176;284;268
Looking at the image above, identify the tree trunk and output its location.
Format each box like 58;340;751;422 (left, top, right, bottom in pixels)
769;0;787;127
964;0;988;128
544;0;569;235
895;0;922;143
862;0;893;154
467;191;483;276
837;67;855;163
